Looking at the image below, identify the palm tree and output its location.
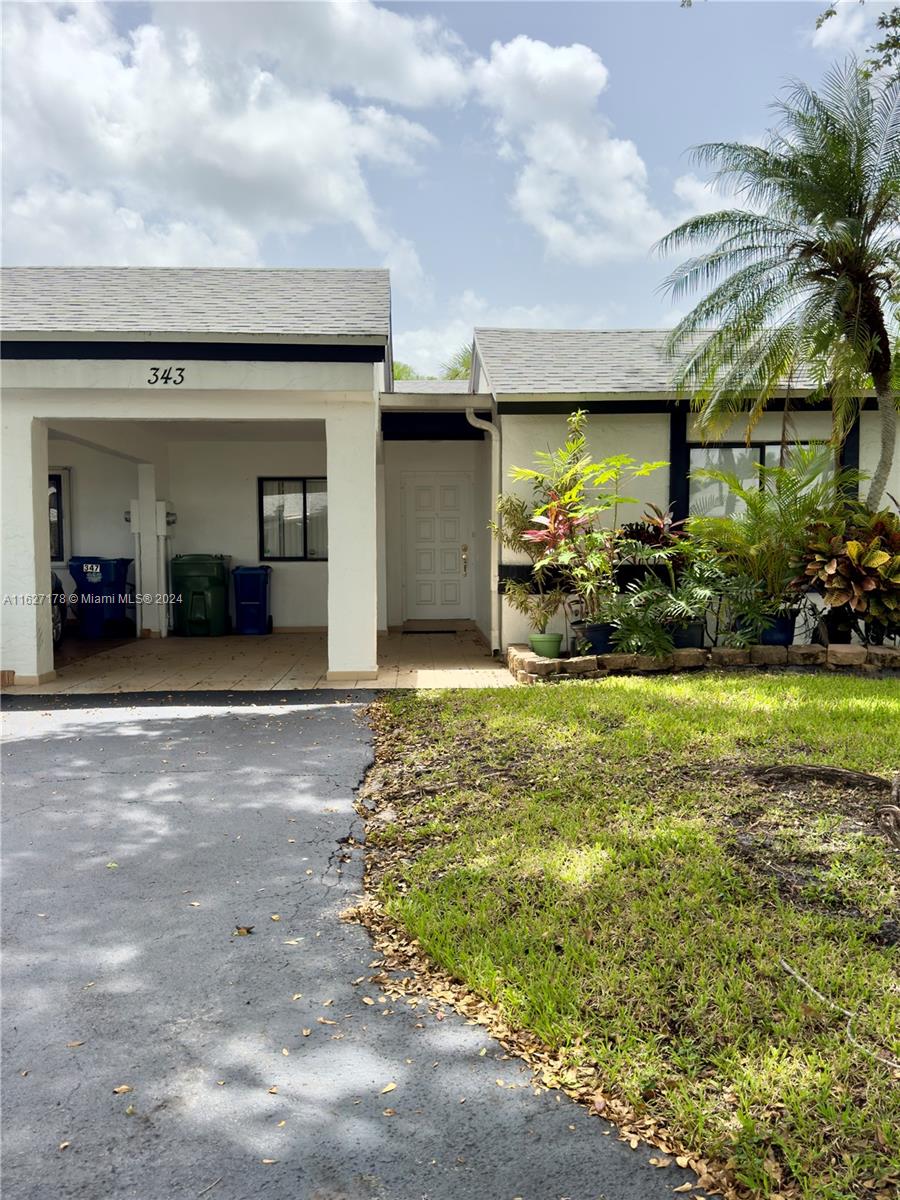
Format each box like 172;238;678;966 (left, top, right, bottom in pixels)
393;360;423;381
441;343;472;380
657;61;899;508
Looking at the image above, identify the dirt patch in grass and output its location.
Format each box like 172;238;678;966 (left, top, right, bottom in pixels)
725;773;899;944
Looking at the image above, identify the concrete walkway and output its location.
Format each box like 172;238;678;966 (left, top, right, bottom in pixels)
4;631;513;694
1;695;695;1200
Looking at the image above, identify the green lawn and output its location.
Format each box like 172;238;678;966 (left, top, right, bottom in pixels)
367;674;900;1200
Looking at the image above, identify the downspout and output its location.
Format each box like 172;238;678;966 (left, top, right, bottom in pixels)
465;408;501;654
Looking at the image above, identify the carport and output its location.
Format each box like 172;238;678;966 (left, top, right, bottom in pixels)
1;267;386;687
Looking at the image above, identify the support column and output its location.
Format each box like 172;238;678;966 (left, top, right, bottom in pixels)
136;464;161;635
326;401;378;679
376;433;388;634
1;413;55;683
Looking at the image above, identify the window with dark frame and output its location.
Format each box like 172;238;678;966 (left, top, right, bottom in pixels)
48;471;66;564
258;477;327;561
687;442;817;518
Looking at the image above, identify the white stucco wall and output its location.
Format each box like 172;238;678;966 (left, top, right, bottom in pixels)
167;439;328;629
859;410;900;503
383;439;491;637
47;438;139;594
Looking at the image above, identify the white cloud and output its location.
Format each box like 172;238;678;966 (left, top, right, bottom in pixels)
4;185;259;267
150;0;470;108
471;36;670;264
810;0;884;54
1;2;454;294
393;288;605;376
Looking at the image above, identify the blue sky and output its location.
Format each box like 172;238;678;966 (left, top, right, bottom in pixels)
2;1;888;372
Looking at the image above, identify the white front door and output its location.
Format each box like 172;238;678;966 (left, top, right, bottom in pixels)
402;472;472;621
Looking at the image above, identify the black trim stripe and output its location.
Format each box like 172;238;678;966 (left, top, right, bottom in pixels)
495;398;874;415
668;407;689;522
1;340;385;363
381;411;492;440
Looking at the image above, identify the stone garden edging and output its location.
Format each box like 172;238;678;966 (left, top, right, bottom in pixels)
507;642;900;685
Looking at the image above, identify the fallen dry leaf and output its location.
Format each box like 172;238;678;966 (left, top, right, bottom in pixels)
65;1041;84;1049
124;1104;135;1116
112;1085;132;1095
267;1086;278;1095
281;1048;289;1056
189;902;200;908
261;1159;277;1165
277;1120;286;1128
58;1141;70;1151
673;1185;693;1194
382;1108;396;1116
302;1029;312;1037
317;1018;337;1026
381;1082;397;1094
270;915;281;922
362;997;375;1006
233;926;254;937
291;994;303;1001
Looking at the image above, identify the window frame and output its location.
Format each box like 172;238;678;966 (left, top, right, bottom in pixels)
686;441;810;515
48;467;72;568
257;476;327;562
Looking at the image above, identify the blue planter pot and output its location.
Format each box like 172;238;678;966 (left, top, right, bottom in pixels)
672;621;705;649
582;622;614;654
760;613;797;647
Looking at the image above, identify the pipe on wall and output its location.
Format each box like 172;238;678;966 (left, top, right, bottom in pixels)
465;408;501;654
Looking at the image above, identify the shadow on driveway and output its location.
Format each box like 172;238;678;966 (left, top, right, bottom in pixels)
1;696;696;1200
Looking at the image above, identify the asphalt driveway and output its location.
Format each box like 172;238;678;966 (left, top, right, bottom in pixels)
1;694;696;1200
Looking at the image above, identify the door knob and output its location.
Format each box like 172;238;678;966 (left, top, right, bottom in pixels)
461;544;469;575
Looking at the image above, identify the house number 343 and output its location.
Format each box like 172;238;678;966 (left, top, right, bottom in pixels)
147;367;185;385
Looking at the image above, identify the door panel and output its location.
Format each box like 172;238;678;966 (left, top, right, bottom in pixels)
403;472;472;621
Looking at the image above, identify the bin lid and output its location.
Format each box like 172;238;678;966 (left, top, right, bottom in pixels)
173;554;230;561
232;565;272;575
69;556;134;564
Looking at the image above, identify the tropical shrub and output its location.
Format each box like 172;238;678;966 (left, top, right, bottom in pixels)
492;493;566;635
799;505;900;633
687;445;858;627
508;410;667;621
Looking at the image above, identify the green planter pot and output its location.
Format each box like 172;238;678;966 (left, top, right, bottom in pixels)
529;632;563;658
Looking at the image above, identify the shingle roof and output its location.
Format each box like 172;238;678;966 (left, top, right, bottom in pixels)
474;327;710;395
1;267;391;339
474;327;821;396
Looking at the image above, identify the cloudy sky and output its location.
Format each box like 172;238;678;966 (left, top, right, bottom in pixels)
2;0;889;373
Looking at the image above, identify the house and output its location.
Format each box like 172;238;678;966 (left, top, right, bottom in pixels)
1;266;897;684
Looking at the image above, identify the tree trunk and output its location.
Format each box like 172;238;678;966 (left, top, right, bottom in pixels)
865;375;897;509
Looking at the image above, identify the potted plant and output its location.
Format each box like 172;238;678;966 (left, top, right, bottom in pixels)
689;445;856;647
503;578;567;656
492;494;567;656
603;538;717;654
506;410;668;656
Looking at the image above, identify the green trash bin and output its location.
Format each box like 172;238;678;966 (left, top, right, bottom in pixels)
171;554;231;636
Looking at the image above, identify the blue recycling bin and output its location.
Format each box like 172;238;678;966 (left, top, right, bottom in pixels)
232;565;273;635
68;557;134;638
